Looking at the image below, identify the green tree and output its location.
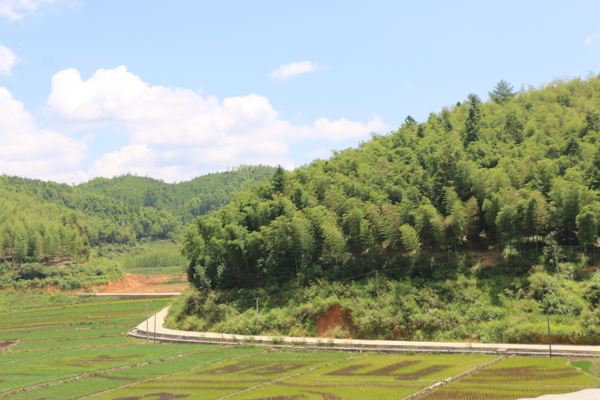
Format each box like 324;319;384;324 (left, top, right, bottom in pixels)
271;165;288;194
415;204;440;247
464;94;482;145
321;223;346;262
489;79;515;104
504;112;524;144
584;109;600;135
399;224;421;254
496;204;521;244
523;190;549;243
464;197;480;243
577;207;598;248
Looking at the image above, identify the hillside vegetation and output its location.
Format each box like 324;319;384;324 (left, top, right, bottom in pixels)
0;165;274;265
184;76;600;289
174;76;600;343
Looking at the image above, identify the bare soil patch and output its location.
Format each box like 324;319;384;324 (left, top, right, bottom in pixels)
315;305;356;337
0;340;17;352
77;273;188;294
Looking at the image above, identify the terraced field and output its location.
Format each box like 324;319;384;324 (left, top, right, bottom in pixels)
0;295;597;400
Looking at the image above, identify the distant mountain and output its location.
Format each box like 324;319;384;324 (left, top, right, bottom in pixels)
78;165;276;222
0;165;275;264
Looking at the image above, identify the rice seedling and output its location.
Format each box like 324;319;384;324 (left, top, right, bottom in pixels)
89;351;348;400
424;357;598;400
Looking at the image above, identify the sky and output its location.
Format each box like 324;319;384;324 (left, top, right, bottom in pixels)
0;0;599;184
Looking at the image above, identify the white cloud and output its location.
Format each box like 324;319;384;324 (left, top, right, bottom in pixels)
0;44;18;75
269;61;318;80
0;87;86;182
306;149;331;159
313;115;388;141
0;0;76;20
584;31;600;45
48;66;389;182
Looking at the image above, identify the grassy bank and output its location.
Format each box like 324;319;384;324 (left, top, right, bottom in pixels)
166;266;600;344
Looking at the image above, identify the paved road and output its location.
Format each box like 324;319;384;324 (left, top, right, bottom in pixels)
131;307;600;356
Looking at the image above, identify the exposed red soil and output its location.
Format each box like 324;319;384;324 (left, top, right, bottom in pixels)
88;273;188;294
315;305;357;337
538;336;585;345
30;273;188;294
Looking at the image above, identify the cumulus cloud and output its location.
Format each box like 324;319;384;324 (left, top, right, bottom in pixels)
0;87;86;182
0;0;76;20
313;116;388;141
269;61;318;80
584;31;600;45
48;66;389;182
0;44;18;75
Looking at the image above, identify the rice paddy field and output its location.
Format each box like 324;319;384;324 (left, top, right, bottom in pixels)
0;294;598;400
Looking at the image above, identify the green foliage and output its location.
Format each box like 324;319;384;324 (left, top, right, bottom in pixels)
400;224;421;254
488;79;516;104
79;165;275;221
0;259;124;290
0;165;275;267
584;272;600;307
182;75;600;291
116;243;187;272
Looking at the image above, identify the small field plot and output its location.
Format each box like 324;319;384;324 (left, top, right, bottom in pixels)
233;353;496;400
424;357;597;400
6;346;262;400
90;351;349;400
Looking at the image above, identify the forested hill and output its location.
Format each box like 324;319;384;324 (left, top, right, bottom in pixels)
183;76;600;290
78;165;276;222
0;165;275;264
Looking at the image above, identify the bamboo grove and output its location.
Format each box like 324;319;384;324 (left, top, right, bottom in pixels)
183;76;600;290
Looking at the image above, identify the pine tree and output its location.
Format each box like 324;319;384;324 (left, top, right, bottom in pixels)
464;94;481;145
489;79;515;104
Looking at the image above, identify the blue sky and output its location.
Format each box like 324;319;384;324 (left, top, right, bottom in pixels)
0;0;599;183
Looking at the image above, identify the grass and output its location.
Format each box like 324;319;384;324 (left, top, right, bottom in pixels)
107;242;186;275
571;360;592;374
126;265;186;276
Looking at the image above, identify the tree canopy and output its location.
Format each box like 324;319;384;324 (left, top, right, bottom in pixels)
0;165;275;265
183;75;600;290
